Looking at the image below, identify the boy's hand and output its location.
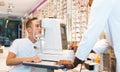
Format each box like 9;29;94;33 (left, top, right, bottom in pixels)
31;56;42;63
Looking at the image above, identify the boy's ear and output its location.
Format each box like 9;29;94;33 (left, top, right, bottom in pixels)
26;27;32;33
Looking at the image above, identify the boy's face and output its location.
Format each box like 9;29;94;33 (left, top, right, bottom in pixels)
28;20;42;38
31;20;42;35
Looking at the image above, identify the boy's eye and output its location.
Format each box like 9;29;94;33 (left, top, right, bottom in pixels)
35;24;40;27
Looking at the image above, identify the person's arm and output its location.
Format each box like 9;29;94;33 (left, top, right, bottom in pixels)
75;0;115;61
56;57;84;69
6;52;41;66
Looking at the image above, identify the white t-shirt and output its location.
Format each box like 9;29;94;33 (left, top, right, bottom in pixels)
9;38;42;72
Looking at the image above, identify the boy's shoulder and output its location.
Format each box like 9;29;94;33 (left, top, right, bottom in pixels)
13;38;28;43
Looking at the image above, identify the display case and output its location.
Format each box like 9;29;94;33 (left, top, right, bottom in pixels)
71;0;89;42
31;0;90;42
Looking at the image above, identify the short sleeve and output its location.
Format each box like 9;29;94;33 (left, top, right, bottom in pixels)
9;39;19;55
